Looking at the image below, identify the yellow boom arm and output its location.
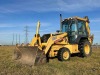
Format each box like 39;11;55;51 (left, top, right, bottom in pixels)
30;21;41;46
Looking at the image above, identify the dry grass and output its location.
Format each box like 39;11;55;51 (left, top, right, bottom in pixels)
0;46;100;75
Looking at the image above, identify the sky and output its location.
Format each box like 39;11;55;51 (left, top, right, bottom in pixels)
0;0;100;45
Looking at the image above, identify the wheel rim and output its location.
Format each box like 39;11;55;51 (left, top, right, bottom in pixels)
63;51;69;60
84;44;90;54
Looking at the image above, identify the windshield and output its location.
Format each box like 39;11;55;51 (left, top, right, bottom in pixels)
62;22;69;32
62;20;77;32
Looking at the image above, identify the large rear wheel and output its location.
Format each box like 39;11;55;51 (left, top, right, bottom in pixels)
58;48;70;61
79;40;92;57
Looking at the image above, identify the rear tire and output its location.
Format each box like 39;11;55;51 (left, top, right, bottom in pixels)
58;48;70;61
79;40;92;57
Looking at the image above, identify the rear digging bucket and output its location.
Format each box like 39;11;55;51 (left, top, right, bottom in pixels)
13;46;47;66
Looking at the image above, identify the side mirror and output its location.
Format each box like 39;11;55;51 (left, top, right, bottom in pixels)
56;30;60;33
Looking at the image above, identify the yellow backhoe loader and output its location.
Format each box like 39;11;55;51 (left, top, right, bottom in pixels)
13;14;94;66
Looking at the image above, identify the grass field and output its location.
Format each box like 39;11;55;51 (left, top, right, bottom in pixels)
0;46;100;75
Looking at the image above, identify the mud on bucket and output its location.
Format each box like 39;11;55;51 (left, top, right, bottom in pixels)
13;46;47;66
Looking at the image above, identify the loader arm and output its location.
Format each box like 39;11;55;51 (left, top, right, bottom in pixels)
44;36;54;54
14;21;46;66
44;33;67;54
30;21;42;47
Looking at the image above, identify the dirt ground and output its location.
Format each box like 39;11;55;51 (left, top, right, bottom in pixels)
0;46;100;75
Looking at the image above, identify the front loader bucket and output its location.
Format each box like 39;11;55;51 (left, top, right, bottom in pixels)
13;46;47;66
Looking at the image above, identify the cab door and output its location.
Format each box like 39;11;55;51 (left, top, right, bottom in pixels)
78;20;87;36
69;20;78;43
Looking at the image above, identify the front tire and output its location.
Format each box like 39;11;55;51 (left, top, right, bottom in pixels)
58;48;70;61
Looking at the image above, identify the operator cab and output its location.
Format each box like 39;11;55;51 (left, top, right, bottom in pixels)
61;17;89;44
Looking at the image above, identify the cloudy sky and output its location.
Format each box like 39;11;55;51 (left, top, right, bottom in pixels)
0;0;100;45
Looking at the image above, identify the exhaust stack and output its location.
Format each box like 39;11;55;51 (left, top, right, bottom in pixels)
60;14;62;32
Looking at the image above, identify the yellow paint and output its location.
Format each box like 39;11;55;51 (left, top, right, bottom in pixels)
30;21;42;47
26;16;93;58
84;44;90;54
75;16;87;21
36;21;40;34
86;22;90;35
63;51;69;60
49;44;79;57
